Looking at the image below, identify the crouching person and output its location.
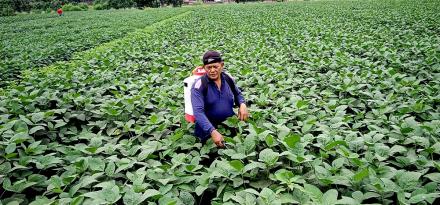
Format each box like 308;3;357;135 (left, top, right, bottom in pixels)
191;51;249;147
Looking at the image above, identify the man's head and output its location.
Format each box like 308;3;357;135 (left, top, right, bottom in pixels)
202;50;224;81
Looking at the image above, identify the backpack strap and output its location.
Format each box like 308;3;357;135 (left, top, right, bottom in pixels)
200;73;240;107
223;73;241;107
200;74;209;97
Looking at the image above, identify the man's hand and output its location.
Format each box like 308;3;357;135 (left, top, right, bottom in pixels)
211;129;225;148
238;103;249;121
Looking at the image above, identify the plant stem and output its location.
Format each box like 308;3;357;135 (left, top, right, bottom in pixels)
0;190;5;199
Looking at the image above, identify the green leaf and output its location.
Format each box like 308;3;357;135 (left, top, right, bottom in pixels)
325;140;348;151
70;196;84;205
274;169;294;184
195;185;207;196
31;112;45;123
11;133;31;143
3;178;37;193
259;188;277;203
400;127;414;134
180;191;195;205
396;171;422;190
296;100;308;109
29;126;45;134
243;161;264;173
229;160;244;172
150;115;159;124
29;196;54;205
83;183;120;204
353;168;369;182
322;189;338;205
143;189;161;199
408;193;440;203
88;158;105;172
158;196;177;205
424;173;440;183
105;161;115;176
304;184;322;202
123;188;145;205
19;115;33;125
284;134;300;149
5;143;16;154
0;162;12;175
265;135;274;147
258;148;279;166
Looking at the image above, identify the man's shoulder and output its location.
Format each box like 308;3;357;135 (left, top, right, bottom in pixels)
222;72;235;81
192;75;208;90
193;78;202;90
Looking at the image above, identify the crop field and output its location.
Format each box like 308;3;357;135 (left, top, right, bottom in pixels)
0;8;188;86
0;0;440;205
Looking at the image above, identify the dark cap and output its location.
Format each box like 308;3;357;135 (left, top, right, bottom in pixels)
202;50;223;65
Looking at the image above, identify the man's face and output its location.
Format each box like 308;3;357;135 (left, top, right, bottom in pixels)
204;62;224;81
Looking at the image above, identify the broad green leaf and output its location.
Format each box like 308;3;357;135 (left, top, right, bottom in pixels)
258;148;279;166
325;140;349;151
274;169;294;183
304;184;322;202
259;188;278;203
123;188;145;205
29;197;54;205
353;168;369;182
158;196;177;205
284;134;301;149
195;185;208;196
5;143;16;154
322;189;338;205
29;126;45;134
143;189;161;199
0;162;12;175
180;191;195;205
408;193;440;203
83;183;120;204
229;160;244;172
424;173;440;183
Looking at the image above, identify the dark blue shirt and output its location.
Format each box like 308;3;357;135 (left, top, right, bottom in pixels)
191;73;246;142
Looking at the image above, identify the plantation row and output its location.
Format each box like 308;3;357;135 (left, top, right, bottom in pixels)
0;8;188;87
1;0;440;204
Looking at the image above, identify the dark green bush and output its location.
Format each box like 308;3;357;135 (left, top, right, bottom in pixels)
93;3;108;10
62;3;86;11
168;0;183;7
0;4;15;16
107;0;135;9
143;0;161;8
78;2;89;10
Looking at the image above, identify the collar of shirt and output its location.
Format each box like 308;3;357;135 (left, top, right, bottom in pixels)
206;73;226;91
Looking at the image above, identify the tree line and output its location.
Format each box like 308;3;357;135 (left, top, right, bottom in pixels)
0;0;184;16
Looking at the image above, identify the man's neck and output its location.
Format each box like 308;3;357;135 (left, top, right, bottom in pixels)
214;75;222;89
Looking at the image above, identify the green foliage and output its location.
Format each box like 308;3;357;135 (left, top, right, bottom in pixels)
93;3;109;10
0;4;15;17
0;8;188;86
62;3;88;11
105;0;136;9
0;0;440;205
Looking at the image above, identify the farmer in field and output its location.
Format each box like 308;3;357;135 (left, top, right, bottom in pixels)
191;51;249;147
57;8;63;16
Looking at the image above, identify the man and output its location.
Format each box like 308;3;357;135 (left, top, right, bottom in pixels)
191;51;249;147
57;8;63;16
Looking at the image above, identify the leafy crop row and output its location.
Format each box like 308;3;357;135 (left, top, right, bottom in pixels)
0;8;189;87
0;1;439;204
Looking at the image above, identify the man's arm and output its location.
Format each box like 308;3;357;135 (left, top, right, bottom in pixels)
191;81;215;136
233;86;246;106
191;80;224;147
